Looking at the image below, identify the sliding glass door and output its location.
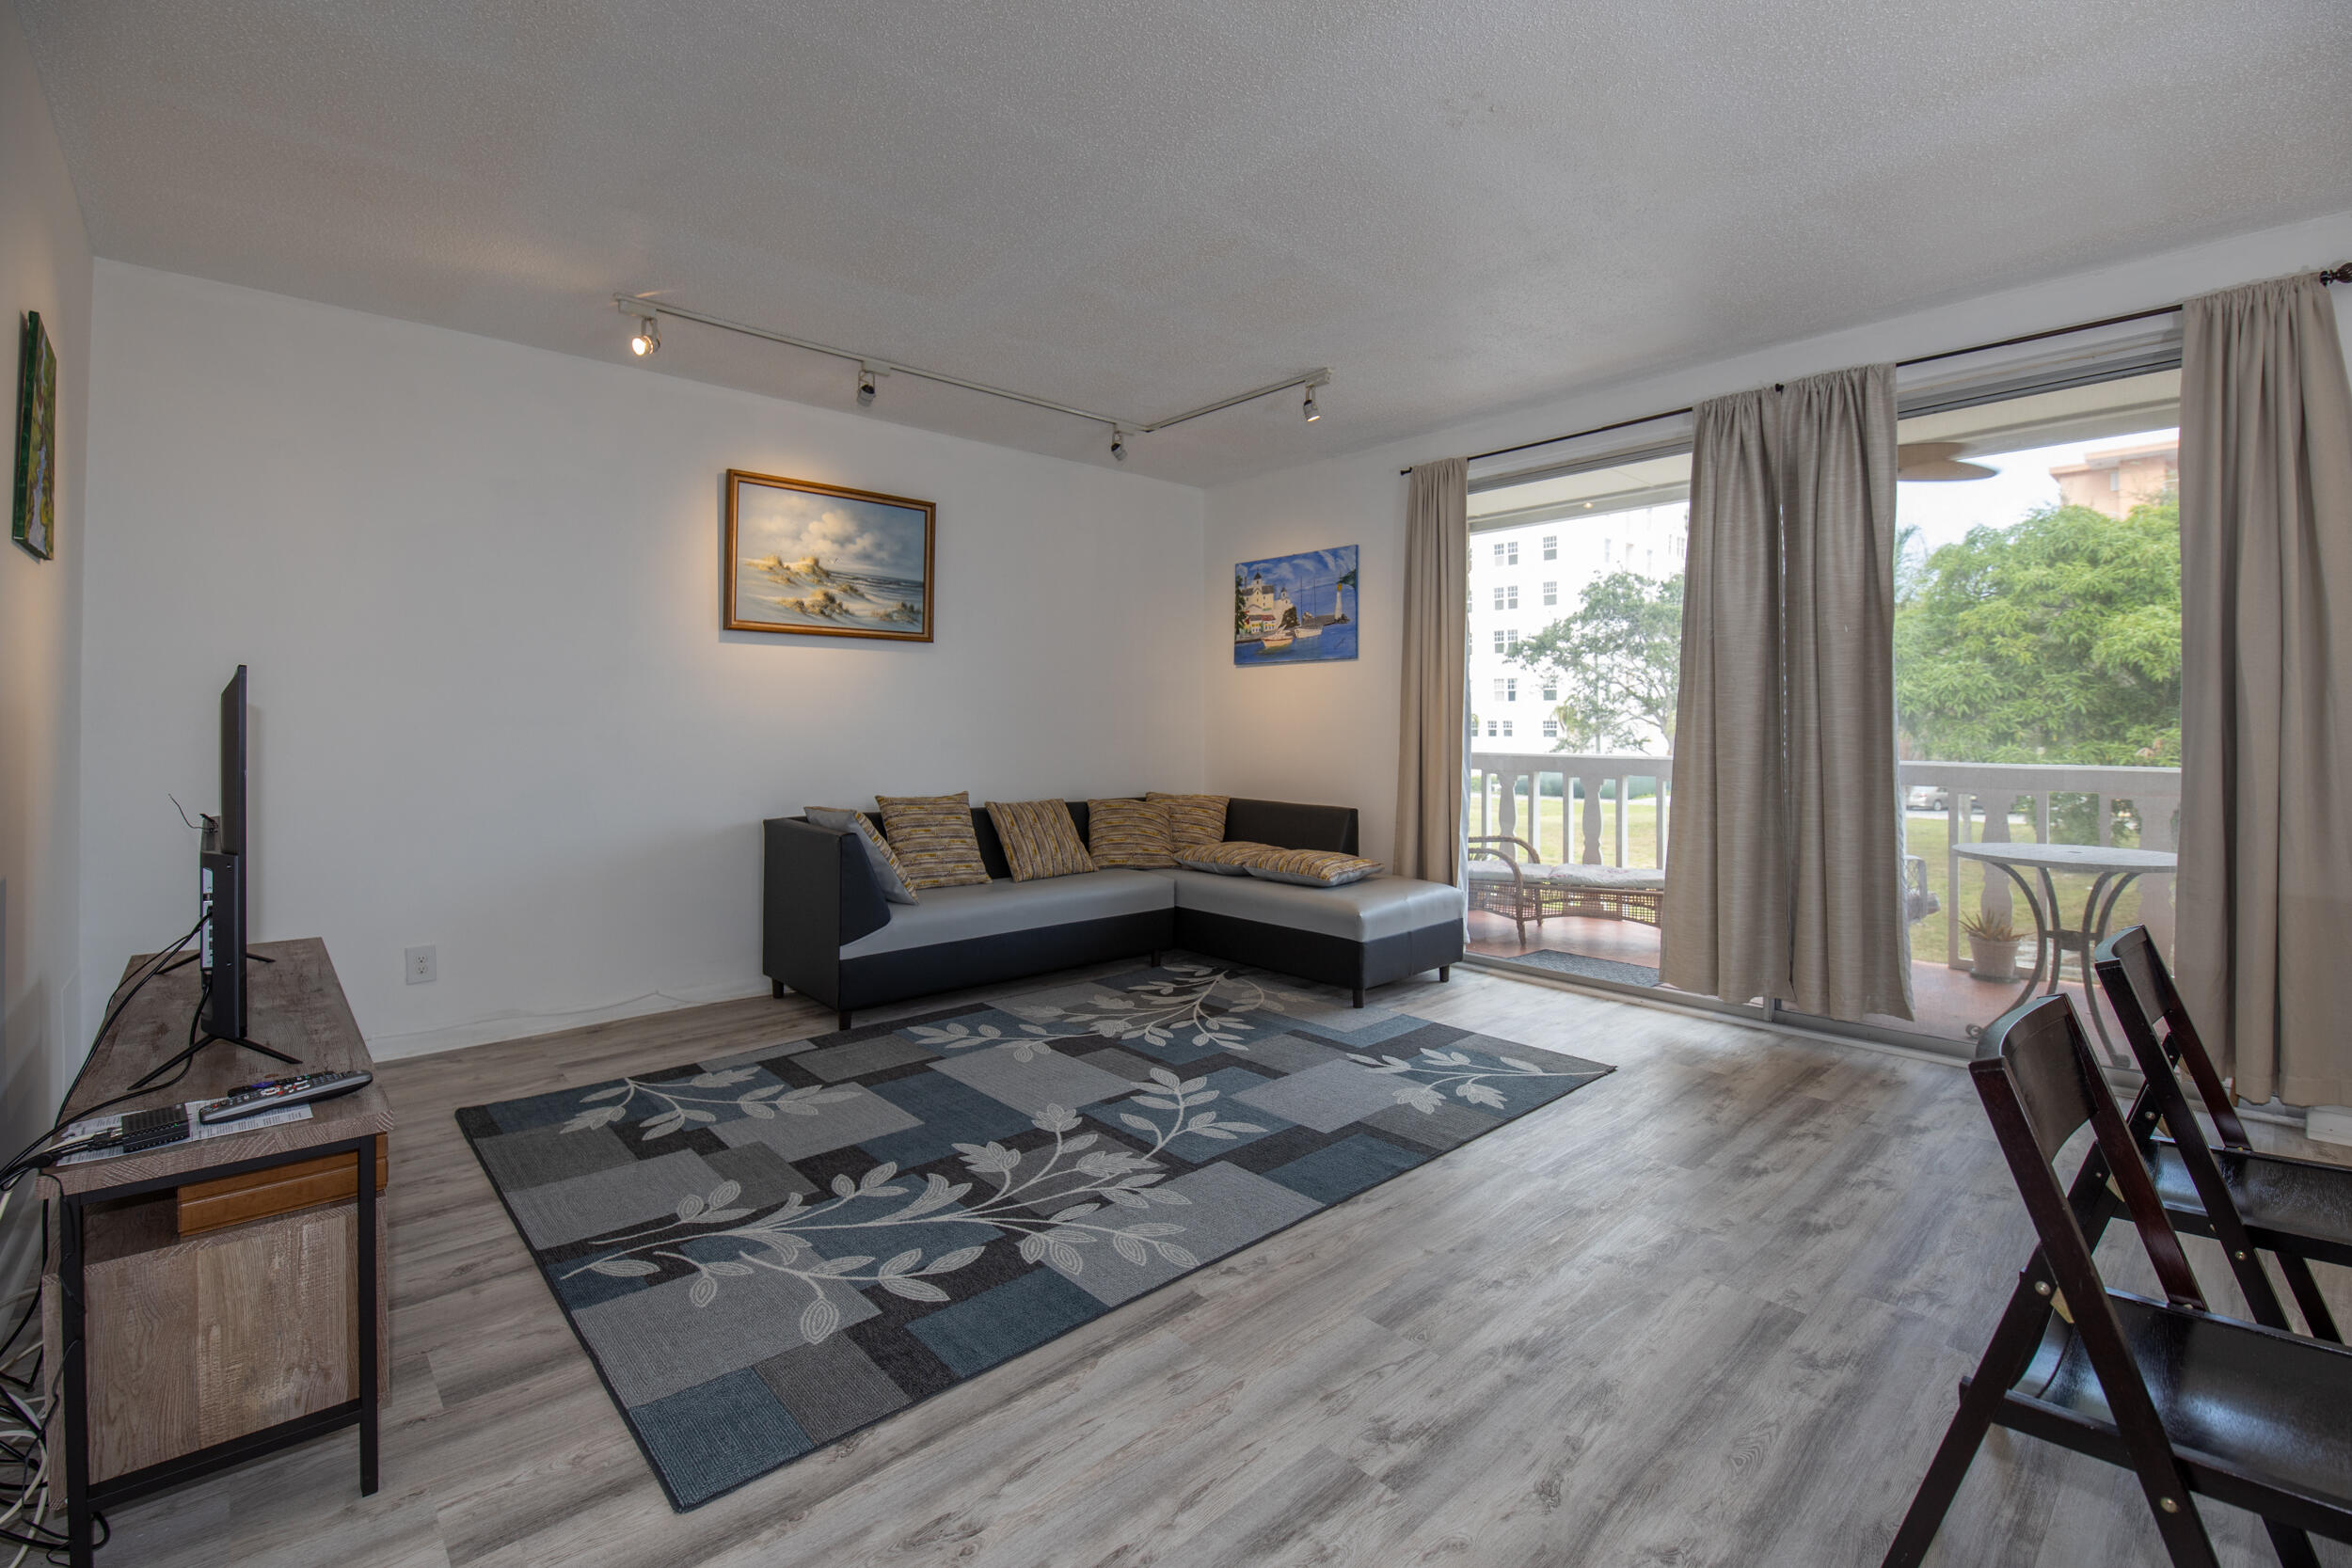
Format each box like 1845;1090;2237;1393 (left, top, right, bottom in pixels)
1802;367;2185;1053
1463;451;1735;1006
1463;357;2184;1059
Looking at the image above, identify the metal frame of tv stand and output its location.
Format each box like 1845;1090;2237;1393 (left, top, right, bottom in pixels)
54;1132;378;1567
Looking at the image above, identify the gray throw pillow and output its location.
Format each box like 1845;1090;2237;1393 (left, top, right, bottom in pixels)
805;807;919;904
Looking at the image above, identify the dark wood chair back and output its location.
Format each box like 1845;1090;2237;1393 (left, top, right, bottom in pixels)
1973;994;2207;1315
2095;925;2249;1148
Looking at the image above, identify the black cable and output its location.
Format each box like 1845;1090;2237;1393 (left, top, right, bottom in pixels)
0;917;210;1188
63;913;205;1110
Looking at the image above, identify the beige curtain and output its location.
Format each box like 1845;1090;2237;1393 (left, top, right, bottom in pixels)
1782;366;1911;1021
1395;458;1469;882
2177;274;2352;1108
1661;368;1910;1021
1661;389;1788;1003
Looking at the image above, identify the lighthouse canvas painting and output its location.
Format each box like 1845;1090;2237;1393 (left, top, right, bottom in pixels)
1233;546;1358;665
724;469;935;641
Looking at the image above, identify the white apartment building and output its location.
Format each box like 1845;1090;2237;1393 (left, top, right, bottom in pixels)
1466;490;1688;754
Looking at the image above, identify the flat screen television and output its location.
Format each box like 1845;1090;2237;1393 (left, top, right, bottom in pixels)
200;665;250;1040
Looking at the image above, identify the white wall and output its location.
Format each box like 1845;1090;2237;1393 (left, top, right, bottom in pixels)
0;4;90;1233
81;265;1204;1055
1202;209;2352;861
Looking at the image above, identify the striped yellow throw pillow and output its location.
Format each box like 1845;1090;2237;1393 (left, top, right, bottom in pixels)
1087;798;1175;868
1244;847;1385;888
1174;841;1279;876
986;800;1096;882
875;792;992;890
1147;791;1230;850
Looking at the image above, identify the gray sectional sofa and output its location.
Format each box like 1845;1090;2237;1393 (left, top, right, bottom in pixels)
763;797;1464;1028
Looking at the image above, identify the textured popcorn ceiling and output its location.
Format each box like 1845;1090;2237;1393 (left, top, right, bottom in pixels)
20;0;2351;483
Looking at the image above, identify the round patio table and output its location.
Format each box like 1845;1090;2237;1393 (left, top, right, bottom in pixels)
1953;841;2177;1062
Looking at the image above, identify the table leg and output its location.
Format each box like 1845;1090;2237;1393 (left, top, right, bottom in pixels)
1970;863;2050;1043
357;1142;378;1496
2078;871;2146;1068
60;1195;90;1568
2035;866;2065;997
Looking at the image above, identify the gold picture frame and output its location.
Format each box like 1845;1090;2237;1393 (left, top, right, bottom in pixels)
723;468;935;641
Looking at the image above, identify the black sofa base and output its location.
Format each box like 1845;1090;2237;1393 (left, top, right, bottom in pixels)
1174;907;1462;1004
807;910;1174;1027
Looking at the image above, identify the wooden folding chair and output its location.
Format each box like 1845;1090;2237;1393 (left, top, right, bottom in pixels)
1883;994;2352;1568
2095;926;2347;1342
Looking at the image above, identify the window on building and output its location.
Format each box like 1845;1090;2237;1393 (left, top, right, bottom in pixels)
1492;678;1507;701
1542;535;1557;561
1542;581;1557;606
1492;542;1505;565
1501;720;1514;738
1491;628;1505;653
1541;679;1558;701
1485;719;1499;737
1504;678;1518;702
1505;584;1518;609
1542;718;1559;739
1503;627;1519;653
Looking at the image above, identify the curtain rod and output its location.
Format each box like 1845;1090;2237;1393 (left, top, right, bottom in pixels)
1403;262;2352;476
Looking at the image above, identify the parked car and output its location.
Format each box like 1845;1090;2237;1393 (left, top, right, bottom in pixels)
1906;785;1950;812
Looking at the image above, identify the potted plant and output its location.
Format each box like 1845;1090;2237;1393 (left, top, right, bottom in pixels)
1962;910;2027;982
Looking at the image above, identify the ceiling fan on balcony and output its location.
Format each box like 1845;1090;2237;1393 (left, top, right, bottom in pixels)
1896;441;1997;481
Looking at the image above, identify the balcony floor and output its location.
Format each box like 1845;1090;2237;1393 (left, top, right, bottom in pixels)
1467;909;2122;1049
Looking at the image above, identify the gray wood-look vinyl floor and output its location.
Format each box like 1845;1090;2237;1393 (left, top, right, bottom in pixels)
100;962;2351;1568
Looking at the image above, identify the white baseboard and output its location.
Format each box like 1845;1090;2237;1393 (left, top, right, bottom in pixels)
2307;1106;2352;1147
365;977;779;1061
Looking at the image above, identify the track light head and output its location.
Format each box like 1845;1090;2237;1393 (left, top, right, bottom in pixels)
857;362;886;408
1110;429;1128;463
628;315;659;357
1302;388;1319;422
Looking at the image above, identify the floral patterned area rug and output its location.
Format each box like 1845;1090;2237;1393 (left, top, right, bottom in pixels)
456;960;1613;1510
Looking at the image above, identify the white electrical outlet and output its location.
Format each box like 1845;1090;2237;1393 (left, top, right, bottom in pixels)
405;945;437;985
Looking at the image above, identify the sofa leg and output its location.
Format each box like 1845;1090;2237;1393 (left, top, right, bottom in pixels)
1439;965;1450;982
1351;987;1365;1008
838;1008;853;1032
771;979;787;1001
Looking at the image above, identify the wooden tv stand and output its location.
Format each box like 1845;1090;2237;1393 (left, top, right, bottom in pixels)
40;938;390;1567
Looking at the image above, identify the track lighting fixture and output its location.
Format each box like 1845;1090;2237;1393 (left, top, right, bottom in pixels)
612;293;1329;443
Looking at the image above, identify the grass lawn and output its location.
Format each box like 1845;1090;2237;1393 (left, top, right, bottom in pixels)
1469;774;2168;968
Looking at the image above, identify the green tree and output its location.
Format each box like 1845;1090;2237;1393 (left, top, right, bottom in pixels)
1514;571;1684;752
1895;499;2180;768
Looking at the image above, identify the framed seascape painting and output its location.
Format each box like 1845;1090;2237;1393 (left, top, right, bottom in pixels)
1233;545;1358;665
12;311;56;561
724;469;934;641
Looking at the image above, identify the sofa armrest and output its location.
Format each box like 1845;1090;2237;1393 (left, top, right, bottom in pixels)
763;817;892;1003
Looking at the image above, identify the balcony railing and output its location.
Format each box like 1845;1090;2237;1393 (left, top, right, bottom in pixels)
1468;751;2181;970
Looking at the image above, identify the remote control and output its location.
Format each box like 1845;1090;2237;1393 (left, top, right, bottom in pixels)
199;1069;373;1125
120;1105;191;1152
